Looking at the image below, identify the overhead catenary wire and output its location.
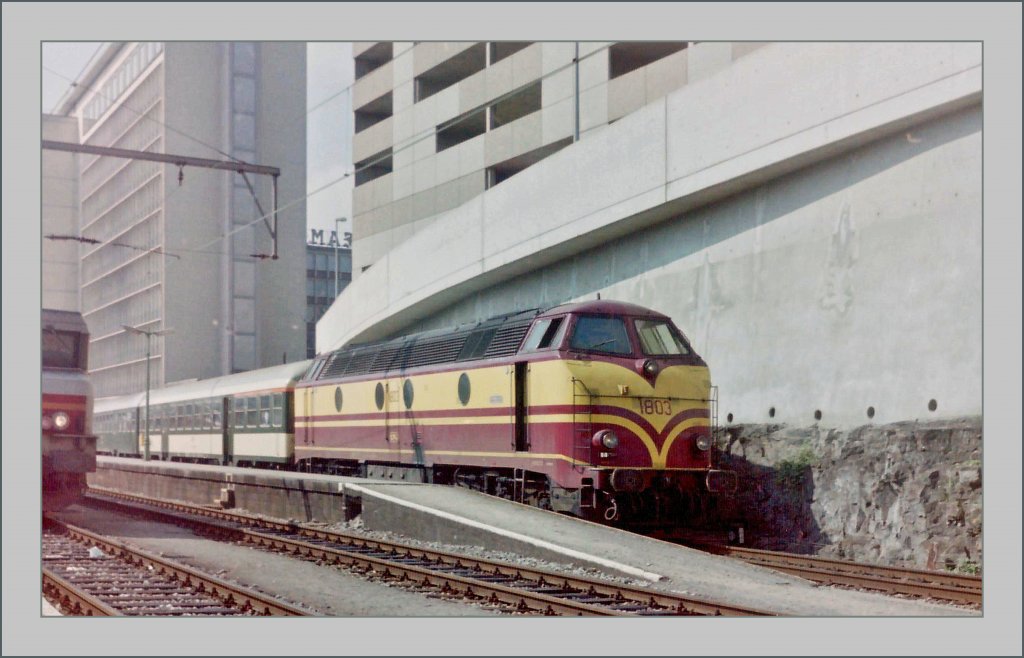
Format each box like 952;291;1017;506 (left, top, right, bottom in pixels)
47;42;614;263
182;43;613;257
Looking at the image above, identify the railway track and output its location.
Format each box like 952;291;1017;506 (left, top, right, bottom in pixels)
42;517;312;616
83;487;774;617
699;544;981;606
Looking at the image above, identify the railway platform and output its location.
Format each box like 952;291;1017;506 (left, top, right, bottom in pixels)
90;457;971;616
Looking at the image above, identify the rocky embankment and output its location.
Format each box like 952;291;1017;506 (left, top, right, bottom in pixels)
715;417;982;573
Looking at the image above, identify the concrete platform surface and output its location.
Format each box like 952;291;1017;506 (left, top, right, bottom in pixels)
91;457;974;617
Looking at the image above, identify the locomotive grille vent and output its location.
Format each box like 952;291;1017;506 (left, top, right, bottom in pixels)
342;350;376;376
370;345;404;373
318;351;352;380
317;313;541;381
402;335;469;369
483;321;532;358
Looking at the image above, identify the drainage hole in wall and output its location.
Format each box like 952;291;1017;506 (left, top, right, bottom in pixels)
867;406;875;419
768;406;775;418
928;398;937;412
814;409;822;421
726;413;733;423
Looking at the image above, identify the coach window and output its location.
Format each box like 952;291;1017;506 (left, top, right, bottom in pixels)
569;316;632;355
212;402;221;428
521;316;567;351
244;397;257;427
234;399;245;428
260;395;272;427
272;393;284;428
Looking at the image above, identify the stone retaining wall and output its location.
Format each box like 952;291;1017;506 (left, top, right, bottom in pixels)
715;417;982;573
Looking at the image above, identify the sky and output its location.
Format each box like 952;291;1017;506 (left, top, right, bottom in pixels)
41;42;103;112
40;42;353;239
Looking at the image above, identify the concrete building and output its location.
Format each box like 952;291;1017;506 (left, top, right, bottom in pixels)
54;42;307;397
306;240;351;357
349;41;704;277
320;42;981;430
42;114;81;312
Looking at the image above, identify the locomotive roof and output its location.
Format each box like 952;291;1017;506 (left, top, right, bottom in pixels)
312;299;668;381
42;308;89;334
537;299;668;319
94;360;312;412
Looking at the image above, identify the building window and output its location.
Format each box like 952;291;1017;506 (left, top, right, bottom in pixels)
355;42;393;80
355;91;392;133
609;42;688;79
436;110;486;152
489;81;541;130
354;148;393;186
415;43;486;102
489;42;531;65
485;137;572;189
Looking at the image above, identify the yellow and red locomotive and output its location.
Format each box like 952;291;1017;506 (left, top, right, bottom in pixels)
295;300;735;526
94;300;735;528
42;309;96;511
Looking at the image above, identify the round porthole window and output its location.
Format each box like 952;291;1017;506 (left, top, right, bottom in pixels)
403;379;414;409
458;373;471;406
375;383;385;410
334;387;343;412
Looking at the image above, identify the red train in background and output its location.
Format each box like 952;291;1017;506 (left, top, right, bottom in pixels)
42;309;96;511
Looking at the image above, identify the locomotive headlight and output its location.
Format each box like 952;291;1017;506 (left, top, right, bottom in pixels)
593;430;619;450
52;412;70;430
643;359;659;377
41;416;53;430
695;435;711;451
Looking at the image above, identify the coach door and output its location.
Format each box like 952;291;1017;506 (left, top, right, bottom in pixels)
513;362;529;452
221;398;232;465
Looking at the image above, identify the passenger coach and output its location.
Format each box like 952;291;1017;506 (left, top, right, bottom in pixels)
95;361;310;466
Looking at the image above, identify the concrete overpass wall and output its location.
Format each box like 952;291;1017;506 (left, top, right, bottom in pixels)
317;42;982;428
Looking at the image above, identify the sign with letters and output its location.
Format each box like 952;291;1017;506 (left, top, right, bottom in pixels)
309;228;351;249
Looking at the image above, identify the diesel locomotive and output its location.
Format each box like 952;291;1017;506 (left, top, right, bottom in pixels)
42;309;97;511
94;300;736;528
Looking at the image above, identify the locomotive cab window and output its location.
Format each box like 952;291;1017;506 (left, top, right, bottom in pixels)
42;329;83;369
521;316;567;351
569;316;632;355
634;319;690;355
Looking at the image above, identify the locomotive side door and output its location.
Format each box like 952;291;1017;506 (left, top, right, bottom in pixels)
513;362;529;452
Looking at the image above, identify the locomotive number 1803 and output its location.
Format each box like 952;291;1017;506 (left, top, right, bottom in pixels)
636;398;673;415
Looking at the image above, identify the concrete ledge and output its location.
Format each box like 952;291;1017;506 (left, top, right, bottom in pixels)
320;42;982;352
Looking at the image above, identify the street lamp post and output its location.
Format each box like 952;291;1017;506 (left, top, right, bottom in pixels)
123;325;174;461
334;217;346;299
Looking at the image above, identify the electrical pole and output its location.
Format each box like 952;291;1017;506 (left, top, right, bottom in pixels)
42;140;282;258
123;325;174;461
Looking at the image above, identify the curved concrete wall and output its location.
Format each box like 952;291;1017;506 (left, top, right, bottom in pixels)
318;42;982;428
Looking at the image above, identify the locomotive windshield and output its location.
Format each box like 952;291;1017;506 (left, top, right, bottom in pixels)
634;319;690;355
569;316;632;355
42;328;84;369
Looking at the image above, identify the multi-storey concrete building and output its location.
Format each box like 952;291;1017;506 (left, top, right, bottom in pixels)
42;114;81;312
349;41;712;277
323;41;981;429
54;42;307;397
